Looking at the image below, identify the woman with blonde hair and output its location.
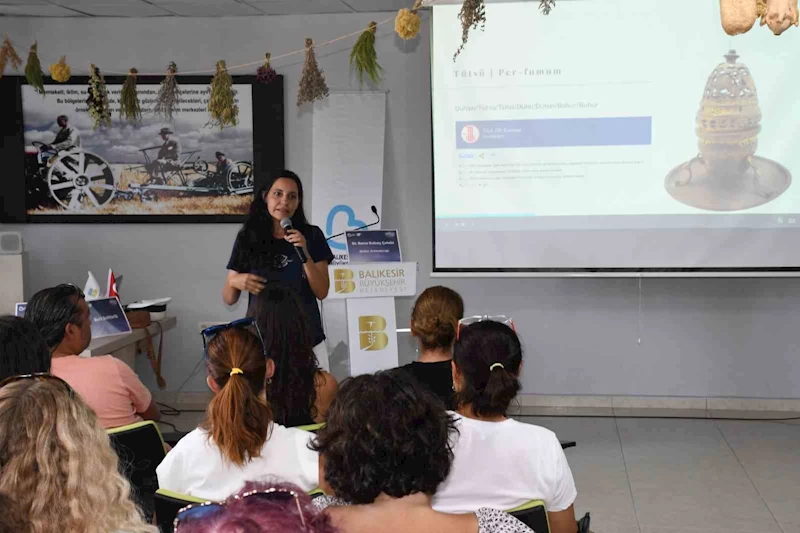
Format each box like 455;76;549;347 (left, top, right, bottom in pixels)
0;374;156;533
401;286;464;408
156;320;319;500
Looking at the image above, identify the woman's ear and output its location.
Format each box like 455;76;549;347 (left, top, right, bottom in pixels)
206;375;220;394
266;358;276;380
451;360;461;392
516;361;524;379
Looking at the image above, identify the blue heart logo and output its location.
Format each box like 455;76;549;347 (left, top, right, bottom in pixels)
326;204;366;251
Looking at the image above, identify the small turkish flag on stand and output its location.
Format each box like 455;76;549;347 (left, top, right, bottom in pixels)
107;269;119;299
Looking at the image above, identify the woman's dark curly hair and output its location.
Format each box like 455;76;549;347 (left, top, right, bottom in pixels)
311;370;457;504
246;284;319;426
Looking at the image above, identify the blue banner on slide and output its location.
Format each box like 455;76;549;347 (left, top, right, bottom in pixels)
455;117;652;149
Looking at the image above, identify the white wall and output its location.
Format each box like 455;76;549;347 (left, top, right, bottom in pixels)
2;13;799;399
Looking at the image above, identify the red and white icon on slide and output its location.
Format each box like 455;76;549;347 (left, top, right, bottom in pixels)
461;124;480;144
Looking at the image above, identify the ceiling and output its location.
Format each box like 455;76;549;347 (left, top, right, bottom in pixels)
0;0;426;18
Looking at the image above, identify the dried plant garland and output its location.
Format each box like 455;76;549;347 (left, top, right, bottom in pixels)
350;21;383;86
256;53;277;85
0;34;23;78
49;56;71;82
454;0;486;61
297;38;329;107
25;42;45;95
540;0;556;14
86;64;112;129
395;0;424;40
209;60;239;128
120;68;142;123
154;61;181;122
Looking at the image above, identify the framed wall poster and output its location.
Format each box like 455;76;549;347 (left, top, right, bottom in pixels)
0;74;284;223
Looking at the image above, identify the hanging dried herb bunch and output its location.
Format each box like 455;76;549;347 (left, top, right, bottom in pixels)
395;0;424;40
86;64;111;129
256;53;277;85
154;61;181;122
120;68;142;123
454;0;486;61
25;42;45;95
350;22;383;86
49;56;71;82
209;60;239;129
0;35;23;78
297;38;329;107
539;0;556;15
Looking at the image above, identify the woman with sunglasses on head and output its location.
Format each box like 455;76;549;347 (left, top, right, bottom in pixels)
432;319;579;533
310;370;535;533
247;284;338;426
171;481;338;533
0;374;156;533
400;286;464;409
223;170;335;371
156;324;320;500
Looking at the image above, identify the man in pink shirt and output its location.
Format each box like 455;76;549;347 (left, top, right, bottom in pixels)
25;284;160;429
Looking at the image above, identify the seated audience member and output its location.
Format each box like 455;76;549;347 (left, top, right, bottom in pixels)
310;371;535;533
0;315;51;381
400;286;464;408
0;492;31;533
157;321;319;500
171;480;338;533
0;374;156;533
24;284;160;429
433;319;579;533
248;285;338;425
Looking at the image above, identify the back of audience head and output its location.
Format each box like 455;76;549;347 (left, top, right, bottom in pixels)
411;286;464;351
0;377;155;533
246;284;320;425
25;284;91;354
452;321;522;418
312;370;456;504
0;492;31;533
0;315;51;381
174;481;336;533
203;326;273;466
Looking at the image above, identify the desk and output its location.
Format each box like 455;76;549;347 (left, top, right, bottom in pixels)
81;316;177;370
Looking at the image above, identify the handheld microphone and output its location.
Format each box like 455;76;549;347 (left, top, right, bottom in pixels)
326;205;381;242
280;218;308;264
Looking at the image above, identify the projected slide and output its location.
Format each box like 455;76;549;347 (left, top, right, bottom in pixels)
432;0;800;271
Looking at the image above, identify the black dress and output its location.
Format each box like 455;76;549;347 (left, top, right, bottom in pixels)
400;360;454;410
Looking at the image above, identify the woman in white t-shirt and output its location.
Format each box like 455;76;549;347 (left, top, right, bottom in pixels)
156;320;319;500
432;319;579;533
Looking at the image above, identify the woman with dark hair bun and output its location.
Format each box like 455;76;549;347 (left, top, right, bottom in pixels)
0;315;51;382
433;320;579;533
310;370;536;533
400;286;464;409
223;170;335;371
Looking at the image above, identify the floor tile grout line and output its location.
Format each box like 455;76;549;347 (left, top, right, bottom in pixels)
613;417;643;533
712;418;786;533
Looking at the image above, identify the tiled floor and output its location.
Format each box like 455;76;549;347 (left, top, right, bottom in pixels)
516;415;800;533
157;410;800;533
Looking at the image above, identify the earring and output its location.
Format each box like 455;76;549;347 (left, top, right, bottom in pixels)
267;377;273;385
452;383;456;392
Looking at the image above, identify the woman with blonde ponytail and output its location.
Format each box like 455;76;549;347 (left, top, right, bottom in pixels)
432;320;580;533
156;322;320;500
0;375;156;533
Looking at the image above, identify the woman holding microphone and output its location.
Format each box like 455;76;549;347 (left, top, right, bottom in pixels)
223;170;334;371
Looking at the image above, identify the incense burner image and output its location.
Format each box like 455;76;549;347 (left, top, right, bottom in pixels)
665;50;791;211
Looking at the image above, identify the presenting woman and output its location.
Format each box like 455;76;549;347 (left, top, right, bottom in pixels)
223;170;334;370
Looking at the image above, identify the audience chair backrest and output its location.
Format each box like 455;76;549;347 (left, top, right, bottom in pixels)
154;488;206;533
294;422;325;433
107;420;167;522
507;499;549;533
